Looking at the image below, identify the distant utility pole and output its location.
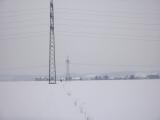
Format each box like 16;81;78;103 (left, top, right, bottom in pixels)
49;0;56;84
66;56;70;81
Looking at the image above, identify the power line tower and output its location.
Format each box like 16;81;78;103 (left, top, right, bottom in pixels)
49;0;56;84
66;56;70;81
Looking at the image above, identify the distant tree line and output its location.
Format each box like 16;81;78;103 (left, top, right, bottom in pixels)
35;73;160;81
92;74;160;80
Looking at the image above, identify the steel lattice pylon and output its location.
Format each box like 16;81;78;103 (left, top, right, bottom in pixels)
66;56;70;81
49;0;56;84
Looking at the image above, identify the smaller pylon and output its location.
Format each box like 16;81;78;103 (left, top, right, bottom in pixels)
66;56;70;81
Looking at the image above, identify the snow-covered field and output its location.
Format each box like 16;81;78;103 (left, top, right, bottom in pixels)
0;80;160;120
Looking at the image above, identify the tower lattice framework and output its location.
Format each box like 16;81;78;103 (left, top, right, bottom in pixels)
49;0;56;84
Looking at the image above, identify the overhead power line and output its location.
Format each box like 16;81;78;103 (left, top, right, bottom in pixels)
0;7;160;15
1;29;160;42
0;62;159;71
2;16;160;27
0;11;48;18
1;7;159;19
56;11;159;20
55;30;160;39
56;7;160;16
56;17;160;26
0;7;48;14
0;32;48;41
55;23;160;32
56;32;160;42
1;23;48;31
70;62;160;68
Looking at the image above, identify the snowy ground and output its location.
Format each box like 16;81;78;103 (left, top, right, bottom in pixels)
0;80;160;120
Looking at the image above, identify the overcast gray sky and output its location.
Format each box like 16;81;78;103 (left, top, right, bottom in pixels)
0;0;160;75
